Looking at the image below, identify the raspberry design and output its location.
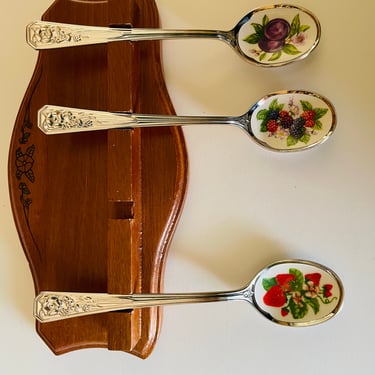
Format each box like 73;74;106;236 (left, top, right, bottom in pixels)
256;96;329;147
267;119;279;132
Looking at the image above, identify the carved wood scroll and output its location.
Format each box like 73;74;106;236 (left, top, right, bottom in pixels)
8;0;188;358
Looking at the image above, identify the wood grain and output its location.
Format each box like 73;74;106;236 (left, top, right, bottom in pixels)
8;0;188;358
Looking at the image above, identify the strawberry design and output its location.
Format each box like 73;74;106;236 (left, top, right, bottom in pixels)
263;285;287;307
323;284;333;297
276;273;296;292
281;307;289;317
305;273;321;286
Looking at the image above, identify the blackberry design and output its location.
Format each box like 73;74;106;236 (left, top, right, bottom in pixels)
256;97;329;147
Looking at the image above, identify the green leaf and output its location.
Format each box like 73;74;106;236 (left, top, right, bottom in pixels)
289;268;304;290
299;25;310;33
251;23;264;36
306;298;320;314
300;100;313;111
314;120;323;130
289;14;301;37
262;277;277;291
256;109;269;120
314;107;328;120
269;51;282;61
269;99;279;111
262;15;269;26
300;133;311;144
287;135;298;147
259;52;267;61
282;44;301;55
243;33;260;44
260;119;269;132
289;298;308;319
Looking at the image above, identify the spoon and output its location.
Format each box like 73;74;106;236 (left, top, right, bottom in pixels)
26;4;320;67
38;90;336;152
34;259;343;326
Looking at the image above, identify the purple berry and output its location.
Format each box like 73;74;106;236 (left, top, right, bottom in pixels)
264;18;291;41
258;38;285;53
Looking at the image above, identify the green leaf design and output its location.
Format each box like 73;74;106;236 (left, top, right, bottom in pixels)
251;23;264;36
289;14;301;37
300;100;313;111
262;15;269;26
243;33;260;44
259;52;267;61
256;109;269;120
282;44;301;55
287;135;298;147
306;298;320;315
260;119;269;132
314;107;328;120
289;268;304;290
262;277;277;291
289;298;308;319
314;120;323;130
299;25;310;33
269;99;279;111
300;133;311;144
269;51;282;61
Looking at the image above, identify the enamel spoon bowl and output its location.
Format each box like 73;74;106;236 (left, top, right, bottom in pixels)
38;90;336;152
34;259;343;326
27;4;320;67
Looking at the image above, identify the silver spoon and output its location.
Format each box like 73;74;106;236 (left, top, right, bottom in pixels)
26;4;320;67
34;259;343;326
38;90;336;152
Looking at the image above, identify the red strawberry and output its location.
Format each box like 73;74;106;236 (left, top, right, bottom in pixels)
281;307;289;317
323;284;333;297
276;274;296;291
267;119;279;133
263;285;286;307
305;273;321;286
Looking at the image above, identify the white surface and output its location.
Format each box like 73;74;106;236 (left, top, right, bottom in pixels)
1;0;374;373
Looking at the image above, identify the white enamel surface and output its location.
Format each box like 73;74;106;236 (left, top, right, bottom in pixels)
250;92;335;151
237;6;319;65
252;261;342;325
2;1;375;374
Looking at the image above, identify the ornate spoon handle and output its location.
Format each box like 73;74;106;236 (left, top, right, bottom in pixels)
38;105;242;134
27;21;229;50
34;290;245;322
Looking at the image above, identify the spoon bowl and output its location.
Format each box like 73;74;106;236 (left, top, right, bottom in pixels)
38;90;336;152
34;259;343;326
27;4;320;67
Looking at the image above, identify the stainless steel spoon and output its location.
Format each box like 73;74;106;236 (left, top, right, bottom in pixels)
26;4;320;67
38;90;336;152
34;259;343;326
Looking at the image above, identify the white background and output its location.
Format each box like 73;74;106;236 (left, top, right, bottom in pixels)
1;0;374;373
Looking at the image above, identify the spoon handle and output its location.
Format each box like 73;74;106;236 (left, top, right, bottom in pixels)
34;290;246;322
38;105;241;134
27;21;229;50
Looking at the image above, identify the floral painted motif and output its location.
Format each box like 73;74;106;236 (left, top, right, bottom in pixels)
256;97;328;147
262;269;337;319
243;14;310;62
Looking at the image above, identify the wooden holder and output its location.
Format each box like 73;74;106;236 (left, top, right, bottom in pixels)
8;0;188;358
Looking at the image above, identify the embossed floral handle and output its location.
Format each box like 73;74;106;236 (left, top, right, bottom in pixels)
34;290;243;323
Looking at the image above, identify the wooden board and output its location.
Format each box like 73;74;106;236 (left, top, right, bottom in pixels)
8;0;188;358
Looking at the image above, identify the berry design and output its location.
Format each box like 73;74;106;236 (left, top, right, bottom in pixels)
243;14;310;62
262;269;337;320
256;96;329;147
